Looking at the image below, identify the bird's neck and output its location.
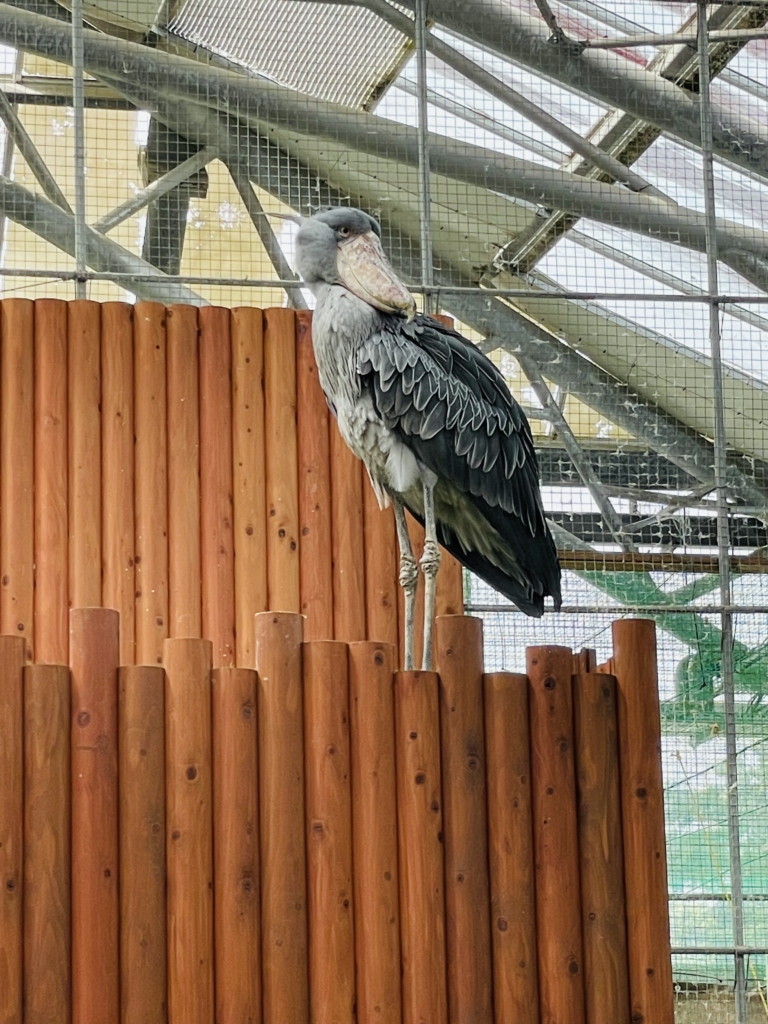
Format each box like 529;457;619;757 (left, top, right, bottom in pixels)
309;283;383;407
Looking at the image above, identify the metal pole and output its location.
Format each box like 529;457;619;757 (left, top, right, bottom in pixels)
697;5;747;1022
71;0;86;298
413;0;435;314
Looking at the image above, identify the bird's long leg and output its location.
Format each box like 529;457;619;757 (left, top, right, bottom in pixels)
393;497;418;671
420;480;441;672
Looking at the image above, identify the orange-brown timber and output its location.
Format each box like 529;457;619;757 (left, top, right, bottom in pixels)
612;620;674;1024
164;638;214;1024
330;419;366;642
0;637;25;1024
166;304;201;641
212;666;261;1024
231;307;267;665
484;672;539;1024
118;666;167;1024
348;642;401;1024
435;616;492;1024
573;672;630;1024
264;309;300;612
303;641;355;1024
2;300;34;658
296;310;333;640
70;609;120;1024
101;302;136;665
135;303;169;665
394;670;448;1024
255;612;309;1024
34;299;69;664
199;306;235;666
23;664;71;1024
67;301;101;609
527;645;586;1024
362;481;399;649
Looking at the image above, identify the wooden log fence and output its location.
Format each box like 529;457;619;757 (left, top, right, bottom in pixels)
0;300;674;1024
1;609;673;1024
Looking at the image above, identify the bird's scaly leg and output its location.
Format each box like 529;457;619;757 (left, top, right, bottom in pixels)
421;481;441;671
393;497;418;671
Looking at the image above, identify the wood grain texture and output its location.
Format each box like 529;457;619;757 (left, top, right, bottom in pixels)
484;672;539;1024
0;636;26;1024
394;670;448;1024
304;641;355;1024
212;667;261;1024
264;309;300;612
34;299;69;664
362;481;398;649
296;310;333;641
101;302;136;665
166;304;201;640
164;638;214;1024
435;551;464;618
612;620;674;1024
70;609;120;1024
119;666;167;1024
231;307;267;666
348;641;401;1024
573;672;630;1024
2;299;35;658
135;303;169;665
255;612;308;1024
200;306;235;665
435;616;492;1024
68;300;102;609
527;645;586;1024
330;418;366;642
24;664;71;1024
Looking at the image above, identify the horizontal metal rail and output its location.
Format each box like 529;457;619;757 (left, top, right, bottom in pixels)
466;604;768;615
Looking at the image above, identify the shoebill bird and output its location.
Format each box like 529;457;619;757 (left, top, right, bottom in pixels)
295;207;561;670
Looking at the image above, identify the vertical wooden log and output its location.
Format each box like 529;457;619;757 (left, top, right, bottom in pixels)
0;636;26;1024
264;309;300;612
232;307;267;666
34;299;69;665
573;672;630;1024
2;299;34;658
612;620;674;1024
70;608;120;1024
200;306;235;666
119;665;167;1024
304;641;355;1024
255;612;308;1024
102;301;136;666
527;645;585;1024
68;300;102;609
484;672;539;1024
362;482;399;649
135;303;169;665
394;670;448;1024
164;638;214;1024
435;552;464;618
330;419;366;642
24;663;71;1024
166;304;201;640
435;615;492;1024
348;641;401;1024
296;310;333;641
212;666;261;1024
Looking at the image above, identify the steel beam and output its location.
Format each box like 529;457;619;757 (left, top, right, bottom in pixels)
0;86;71;211
0;174;206;303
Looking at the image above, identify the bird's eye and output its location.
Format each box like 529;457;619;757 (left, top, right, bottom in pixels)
338;226;351;237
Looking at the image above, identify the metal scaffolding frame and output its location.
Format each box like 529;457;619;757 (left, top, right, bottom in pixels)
0;0;762;1016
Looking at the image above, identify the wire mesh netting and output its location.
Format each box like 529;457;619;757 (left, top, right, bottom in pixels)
0;0;767;1020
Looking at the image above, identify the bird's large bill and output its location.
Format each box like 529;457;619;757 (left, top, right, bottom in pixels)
337;231;417;319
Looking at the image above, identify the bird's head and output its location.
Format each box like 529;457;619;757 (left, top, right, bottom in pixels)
295;207;417;320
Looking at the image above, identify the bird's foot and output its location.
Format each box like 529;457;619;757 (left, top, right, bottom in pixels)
399;553;419;592
420;539;441;579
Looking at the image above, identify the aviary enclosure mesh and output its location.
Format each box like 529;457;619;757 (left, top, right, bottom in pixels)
0;0;766;1018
